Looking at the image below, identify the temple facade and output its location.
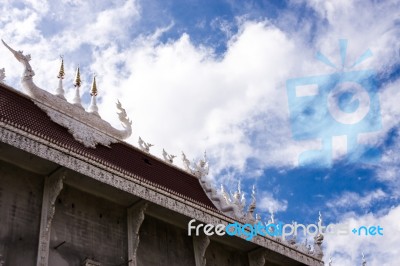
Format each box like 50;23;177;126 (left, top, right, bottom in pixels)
0;40;325;266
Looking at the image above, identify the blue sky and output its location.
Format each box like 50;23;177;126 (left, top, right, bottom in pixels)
1;0;400;264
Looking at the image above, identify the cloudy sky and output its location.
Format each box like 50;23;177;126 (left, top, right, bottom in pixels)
1;0;400;265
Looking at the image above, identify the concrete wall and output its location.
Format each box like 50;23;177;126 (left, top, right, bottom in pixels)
205;241;249;266
49;185;128;266
137;215;196;266
0;160;43;266
0;155;275;266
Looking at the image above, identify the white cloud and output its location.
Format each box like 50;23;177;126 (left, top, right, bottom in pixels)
326;189;387;209
90;21;314;176
324;205;400;266
258;192;288;213
2;0;399;178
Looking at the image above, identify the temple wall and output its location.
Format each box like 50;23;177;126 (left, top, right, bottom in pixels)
137;215;196;266
0;157;283;266
0;160;43;266
49;185;128;266
205;241;249;266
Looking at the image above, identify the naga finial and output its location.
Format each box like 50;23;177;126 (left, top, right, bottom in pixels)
162;149;176;164
2;39;35;80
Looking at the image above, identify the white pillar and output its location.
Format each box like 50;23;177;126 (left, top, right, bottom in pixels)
36;169;66;266
127;201;148;266
193;234;210;266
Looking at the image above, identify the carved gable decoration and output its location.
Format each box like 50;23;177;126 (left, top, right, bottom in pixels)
2;40;132;148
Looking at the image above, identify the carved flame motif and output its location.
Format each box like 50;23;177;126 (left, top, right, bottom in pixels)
138;137;153;153
0;68;5;83
2;40;132;148
162;149;176;163
181;151;209;179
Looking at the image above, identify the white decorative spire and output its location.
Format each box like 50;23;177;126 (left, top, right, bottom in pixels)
55;56;65;99
182;152;191;172
220;184;231;205
313;211;324;259
72;66;83;108
329;257;333;266
162;149;176;164
362;252;366;266
0;68;5;83
181;151;209;179
268;210;275;224
318;211;323;226
138;137;153;153
231;180;246;215
193;151;209;179
88;74;99;116
247;185;256;216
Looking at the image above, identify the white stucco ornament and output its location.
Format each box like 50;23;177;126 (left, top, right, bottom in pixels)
138;137;153;153
0;68;5;83
2;40;132;148
162;149;176;163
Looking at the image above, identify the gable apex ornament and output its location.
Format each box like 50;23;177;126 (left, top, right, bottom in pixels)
2;40;132;148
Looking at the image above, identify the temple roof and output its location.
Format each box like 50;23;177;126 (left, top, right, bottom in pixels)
0;82;218;210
